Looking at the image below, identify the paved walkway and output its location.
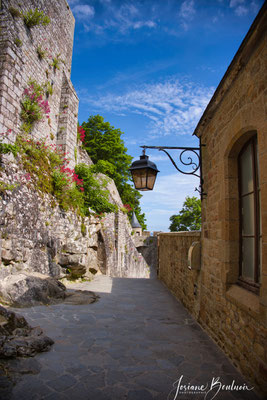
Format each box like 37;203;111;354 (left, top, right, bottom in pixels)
0;274;260;400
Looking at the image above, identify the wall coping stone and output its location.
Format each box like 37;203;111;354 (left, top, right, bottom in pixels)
158;231;201;237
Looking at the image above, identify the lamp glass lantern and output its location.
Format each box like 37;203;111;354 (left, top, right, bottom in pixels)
129;153;159;191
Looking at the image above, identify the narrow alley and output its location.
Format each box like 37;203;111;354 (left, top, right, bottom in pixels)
0;274;260;400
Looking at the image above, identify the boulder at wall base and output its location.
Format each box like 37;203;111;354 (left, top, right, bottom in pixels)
0;272;66;307
57;253;87;279
66;264;86;280
0;306;54;358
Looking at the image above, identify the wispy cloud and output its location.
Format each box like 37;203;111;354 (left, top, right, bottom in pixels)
67;0;80;4
179;0;196;30
79;78;214;137
72;4;95;20
81;1;157;34
229;0;259;16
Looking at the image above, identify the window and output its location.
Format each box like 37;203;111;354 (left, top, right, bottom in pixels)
238;136;261;292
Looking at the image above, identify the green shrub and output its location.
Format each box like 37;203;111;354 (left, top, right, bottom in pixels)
0;181;18;193
45;81;53;96
81;223;86;236
36;45;46;60
1;135;116;218
20;79;50;133
23;9;50;28
0;142;18;157
14;38;22;47
51;56;61;71
75;163;117;215
16;136;61;194
51;169;84;212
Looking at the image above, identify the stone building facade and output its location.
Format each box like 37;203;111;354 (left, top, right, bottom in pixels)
0;0;78;168
158;4;267;395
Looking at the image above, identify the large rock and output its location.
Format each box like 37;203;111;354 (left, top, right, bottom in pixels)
0;306;54;358
0;272;66;307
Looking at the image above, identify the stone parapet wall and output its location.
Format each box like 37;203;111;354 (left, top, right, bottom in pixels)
0;0;78;167
158;232;201;316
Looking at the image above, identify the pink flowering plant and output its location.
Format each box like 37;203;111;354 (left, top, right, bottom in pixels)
1;129;116;214
20;79;50;133
77;124;85;143
121;203;132;213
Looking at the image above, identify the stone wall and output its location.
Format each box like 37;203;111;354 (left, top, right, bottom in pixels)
158;5;267;395
100;179;149;278
0;151;149;297
158;232;201;316
134;234;158;275
0;0;78;168
0;0;149;294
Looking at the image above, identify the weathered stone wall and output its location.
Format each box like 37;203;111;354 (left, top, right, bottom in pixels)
0;0;78;168
158;6;267;395
100;179;149;278
158;232;201;316
0;151;149;294
134;234;158;275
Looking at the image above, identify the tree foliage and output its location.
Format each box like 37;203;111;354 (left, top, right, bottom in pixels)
82;115;147;229
169;196;201;232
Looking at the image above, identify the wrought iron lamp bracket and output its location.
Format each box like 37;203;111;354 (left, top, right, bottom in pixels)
140;145;206;199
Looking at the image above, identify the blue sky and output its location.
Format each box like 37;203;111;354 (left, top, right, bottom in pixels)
68;0;264;232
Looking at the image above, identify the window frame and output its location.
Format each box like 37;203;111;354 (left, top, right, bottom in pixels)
238;136;261;294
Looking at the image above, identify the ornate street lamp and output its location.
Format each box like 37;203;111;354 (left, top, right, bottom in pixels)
129;149;159;191
129;144;206;198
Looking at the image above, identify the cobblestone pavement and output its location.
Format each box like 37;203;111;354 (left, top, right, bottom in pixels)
0;273;261;400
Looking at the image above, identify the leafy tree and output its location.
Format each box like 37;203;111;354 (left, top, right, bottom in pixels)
81;115;147;229
169;196;201;232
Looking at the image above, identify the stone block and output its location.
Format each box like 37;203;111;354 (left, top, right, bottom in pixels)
1;249;15;262
62;241;87;254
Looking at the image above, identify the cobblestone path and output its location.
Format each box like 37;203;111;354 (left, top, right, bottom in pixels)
0;274;261;400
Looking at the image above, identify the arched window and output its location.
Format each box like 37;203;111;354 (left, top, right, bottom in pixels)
238;136;261;292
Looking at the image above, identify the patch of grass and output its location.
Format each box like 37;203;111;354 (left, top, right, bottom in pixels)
36;45;46;60
23;9;50;28
0;142;18;157
14;38;22;47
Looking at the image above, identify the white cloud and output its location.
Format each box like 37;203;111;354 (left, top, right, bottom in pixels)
235;5;249;15
77;1;157;34
72;4;95;20
179;0;196;30
149;154;169;162
133;20;156;29
229;0;254;16
79;78;214;138
229;0;245;7
180;0;196;19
